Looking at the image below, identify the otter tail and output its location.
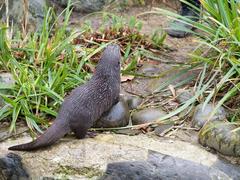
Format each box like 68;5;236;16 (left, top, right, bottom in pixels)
8;118;70;151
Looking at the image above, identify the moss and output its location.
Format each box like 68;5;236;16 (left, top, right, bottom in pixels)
55;165;104;178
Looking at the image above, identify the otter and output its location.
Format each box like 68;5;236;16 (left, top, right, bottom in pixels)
8;44;121;151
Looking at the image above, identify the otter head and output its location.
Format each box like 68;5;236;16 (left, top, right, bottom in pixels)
96;44;121;76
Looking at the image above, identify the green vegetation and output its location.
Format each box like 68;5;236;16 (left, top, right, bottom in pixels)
55;165;103;178
0;4;166;133
0;6;86;133
3;0;238;134
149;0;240;123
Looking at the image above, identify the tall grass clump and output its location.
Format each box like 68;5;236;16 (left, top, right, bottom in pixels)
0;5;93;133
148;0;240;121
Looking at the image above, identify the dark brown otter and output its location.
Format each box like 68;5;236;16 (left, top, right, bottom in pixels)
8;44;121;151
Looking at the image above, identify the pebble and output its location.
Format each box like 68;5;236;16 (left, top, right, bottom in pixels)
192;103;227;129
131;108;166;125
94;99;130;128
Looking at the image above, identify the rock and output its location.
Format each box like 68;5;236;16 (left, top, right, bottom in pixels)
0;125;27;142
131;108;166;125
0;73;15;107
94;100;130;128
53;0;108;13
2;134;240;178
176;89;193;104
147;67;200;93
128;97;142;110
121;95;142;110
154;124;173;136
100;150;231;180
0;0;46;32
0;153;29;180
0;73;15;86
199;121;240;157
192;103;227;129
138;63;161;76
212;158;240;180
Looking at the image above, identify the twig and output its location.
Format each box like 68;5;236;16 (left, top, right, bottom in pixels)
91;119;172;131
173;126;198;130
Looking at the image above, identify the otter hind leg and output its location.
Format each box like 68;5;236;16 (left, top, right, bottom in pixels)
70;118;90;139
73;127;87;139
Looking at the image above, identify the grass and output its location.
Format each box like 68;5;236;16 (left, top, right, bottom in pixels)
0;3;167;133
144;0;240;123
0;4;86;133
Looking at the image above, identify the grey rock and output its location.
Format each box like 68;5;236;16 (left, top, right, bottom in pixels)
2;134;240;178
53;0;109;13
147;68;199;93
122;95;142;110
0;73;15;107
199;121;240;157
192;103;227;129
176;89;193;104
132;108;166;125
0;126;27;142
94;100;130;128
213;158;240;180
139;63;161;76
0;153;29;180
100;150;231;180
0;0;46;32
0;73;15;86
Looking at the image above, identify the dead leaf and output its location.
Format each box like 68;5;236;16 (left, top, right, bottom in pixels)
121;75;135;82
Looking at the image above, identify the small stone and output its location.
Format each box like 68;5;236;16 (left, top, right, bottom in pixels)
121;95;142;110
154;124;173;136
0;73;15;85
0;73;15;107
176;89;193;104
199;121;240;157
192;103;227;129
94;100;130;128
131;108;167;125
138;63;161;76
128;97;142;110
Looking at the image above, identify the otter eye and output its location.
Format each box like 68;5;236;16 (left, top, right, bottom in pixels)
118;62;120;65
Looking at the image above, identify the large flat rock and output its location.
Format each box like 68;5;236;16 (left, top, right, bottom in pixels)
0;134;239;179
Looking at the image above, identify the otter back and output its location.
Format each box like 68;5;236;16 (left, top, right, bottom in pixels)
8;44;121;151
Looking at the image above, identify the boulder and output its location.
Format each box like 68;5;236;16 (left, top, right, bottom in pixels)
0;0;47;32
94;99;130;128
192;103;227;129
199;121;240;157
100;150;231;180
131;108;166;125
0;153;29;180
